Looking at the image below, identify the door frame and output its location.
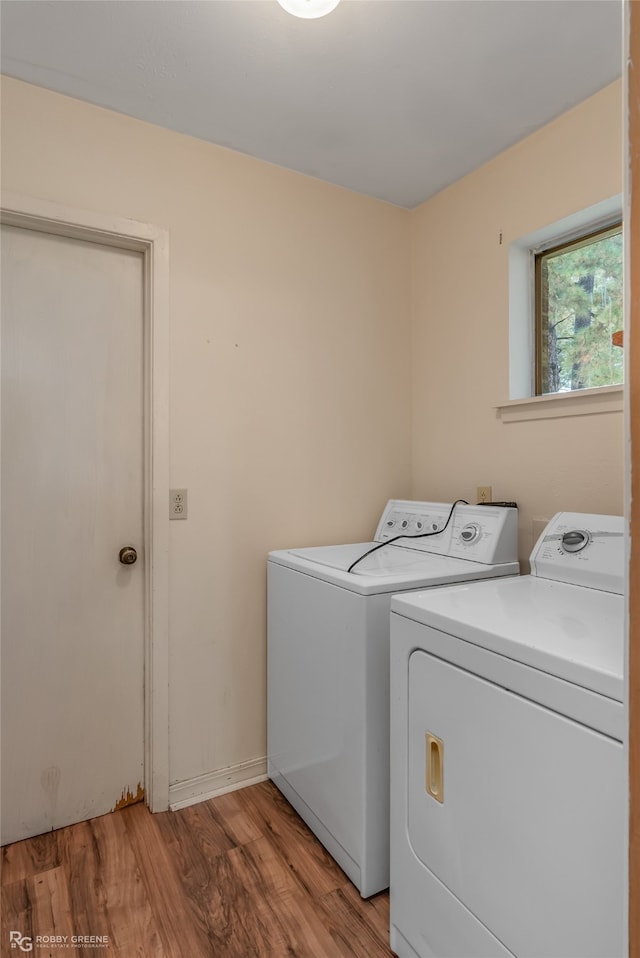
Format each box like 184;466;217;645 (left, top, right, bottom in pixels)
0;192;170;812
628;0;639;951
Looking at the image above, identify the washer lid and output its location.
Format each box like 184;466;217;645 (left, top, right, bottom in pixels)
287;542;492;576
269;543;519;595
290;542;508;582
391;574;623;702
287;542;379;572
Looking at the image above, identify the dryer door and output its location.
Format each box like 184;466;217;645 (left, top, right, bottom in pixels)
407;649;624;958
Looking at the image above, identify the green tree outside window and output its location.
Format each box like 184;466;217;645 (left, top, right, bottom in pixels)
536;225;623;395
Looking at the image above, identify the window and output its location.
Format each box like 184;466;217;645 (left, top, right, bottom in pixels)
503;197;624;421
534;223;623;395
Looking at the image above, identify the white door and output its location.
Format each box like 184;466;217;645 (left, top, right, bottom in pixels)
1;223;145;845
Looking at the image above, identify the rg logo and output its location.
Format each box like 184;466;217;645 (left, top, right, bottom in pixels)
9;931;33;952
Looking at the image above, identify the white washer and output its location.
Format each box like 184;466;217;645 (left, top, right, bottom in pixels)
389;512;625;958
267;500;519;898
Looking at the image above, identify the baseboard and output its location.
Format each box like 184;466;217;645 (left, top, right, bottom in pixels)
168;757;268;811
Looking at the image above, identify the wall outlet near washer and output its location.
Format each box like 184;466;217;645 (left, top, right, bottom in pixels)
170;488;188;519
476;486;492;504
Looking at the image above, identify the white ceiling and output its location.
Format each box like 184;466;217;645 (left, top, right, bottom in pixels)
0;0;623;209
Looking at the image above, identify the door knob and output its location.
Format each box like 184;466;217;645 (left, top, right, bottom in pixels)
119;546;137;565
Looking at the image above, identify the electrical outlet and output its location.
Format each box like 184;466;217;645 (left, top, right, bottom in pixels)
476;486;492;504
170;488;188;520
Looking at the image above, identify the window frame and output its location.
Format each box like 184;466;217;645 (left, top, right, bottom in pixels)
533;221;623;396
504;196;623;416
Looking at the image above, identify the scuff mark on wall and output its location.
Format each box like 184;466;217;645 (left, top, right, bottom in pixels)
40;765;61;830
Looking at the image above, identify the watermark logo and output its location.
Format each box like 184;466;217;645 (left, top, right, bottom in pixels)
9;932;33;952
9;932;109;951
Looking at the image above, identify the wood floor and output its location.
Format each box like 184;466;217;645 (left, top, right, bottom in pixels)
1;780;394;958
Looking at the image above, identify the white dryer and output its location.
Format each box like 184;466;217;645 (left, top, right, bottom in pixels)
267;500;519;898
389;512;625;957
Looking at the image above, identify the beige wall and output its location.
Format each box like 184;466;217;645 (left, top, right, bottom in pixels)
409;80;624;564
0;74;624;796
0;77;412;789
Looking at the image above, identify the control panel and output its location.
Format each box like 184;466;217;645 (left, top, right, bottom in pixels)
530;512;625;594
373;500;518;566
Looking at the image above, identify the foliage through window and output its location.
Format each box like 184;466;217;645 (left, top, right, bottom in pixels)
535;224;623;395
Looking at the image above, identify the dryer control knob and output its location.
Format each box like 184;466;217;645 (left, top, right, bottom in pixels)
561;530;590;553
460;523;481;544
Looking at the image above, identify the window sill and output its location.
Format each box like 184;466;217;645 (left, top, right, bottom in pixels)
496;385;624;423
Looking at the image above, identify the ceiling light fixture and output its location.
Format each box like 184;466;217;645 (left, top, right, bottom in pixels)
276;0;341;19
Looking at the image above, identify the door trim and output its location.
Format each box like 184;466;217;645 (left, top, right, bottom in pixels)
0;192;170;812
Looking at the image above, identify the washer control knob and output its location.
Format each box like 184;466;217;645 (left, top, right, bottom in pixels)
561;530;590;553
416;520;424;531
460;523;481;544
431;522;440;532
401;519;409;529
386;520;395;527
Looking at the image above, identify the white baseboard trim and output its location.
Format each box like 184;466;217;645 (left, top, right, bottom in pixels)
168;757;268;811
